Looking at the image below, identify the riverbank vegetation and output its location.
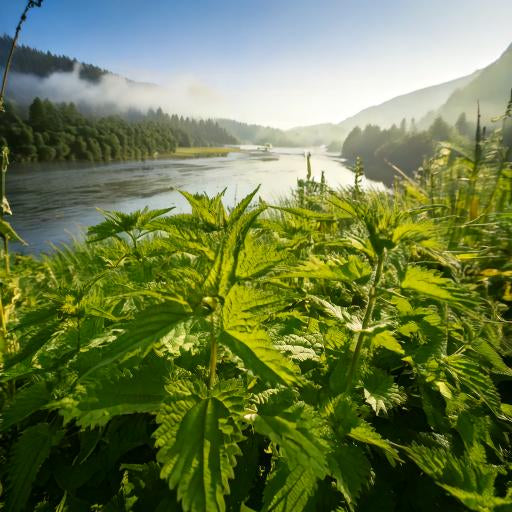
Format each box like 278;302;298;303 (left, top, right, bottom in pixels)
0;101;511;510
0;99;238;164
342;107;512;185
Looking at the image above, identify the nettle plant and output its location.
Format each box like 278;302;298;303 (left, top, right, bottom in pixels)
0;172;511;512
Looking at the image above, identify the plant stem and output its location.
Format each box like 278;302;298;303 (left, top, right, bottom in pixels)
1;2;41;103
344;250;385;390
208;333;218;389
3;235;9;274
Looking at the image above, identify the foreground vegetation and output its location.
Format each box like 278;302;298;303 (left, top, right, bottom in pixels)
0;106;511;511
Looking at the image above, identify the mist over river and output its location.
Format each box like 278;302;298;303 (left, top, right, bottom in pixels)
7;146;380;254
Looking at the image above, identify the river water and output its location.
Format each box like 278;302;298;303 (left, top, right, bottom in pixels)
6;146;379;254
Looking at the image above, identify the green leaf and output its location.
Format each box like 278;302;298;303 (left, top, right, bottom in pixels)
277;255;371;283
329;444;371;510
155;380;245;512
7;423;64;512
1;381;51;432
205;197;265;297
361;370;406;415
236;231;286;280
401;266;454;300
80;300;191;378
249;403;329;477
0;218;27;245
262;462;317;512
58;354;171;428
405;442;511;511
348;420;401;464
220;330;299;386
442;354;504;418
88;207;173;242
180;190;227;229
370;330;404;354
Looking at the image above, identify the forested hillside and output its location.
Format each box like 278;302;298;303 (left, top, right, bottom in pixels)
0;99;237;164
0;34;107;83
423;42;512;126
216;118;297;147
341;105;512;184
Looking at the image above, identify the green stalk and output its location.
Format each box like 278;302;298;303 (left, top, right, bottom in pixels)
3;236;9;275
208;333;218;389
0;1;43;103
344;250;385;390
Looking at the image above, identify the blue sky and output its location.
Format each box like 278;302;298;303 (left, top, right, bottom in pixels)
2;0;512;127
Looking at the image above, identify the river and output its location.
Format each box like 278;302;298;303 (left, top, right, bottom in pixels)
6;146;380;254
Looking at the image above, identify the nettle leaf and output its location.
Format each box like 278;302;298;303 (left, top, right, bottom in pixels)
236;231;287;280
441;354;504;418
361;370;406;415
156;221;217;260
220;330;299;386
277;255;371;283
155;379;245;512
329;444;371;511
248;402;329;477
58;354;171;428
269;330;323;363
158;316;210;357
88;206;173;242
406;442;512;511
80;300;192;378
401;266;454;301
1;381;52;432
204;190;265;296
7;423;64;512
370;330;404;355
220;284;299;385
0;218;27;245
180;190;227;229
222;284;285;332
471;339;512;377
328;397;400;464
262;461;317;512
348;420;401;465
391;220;436;245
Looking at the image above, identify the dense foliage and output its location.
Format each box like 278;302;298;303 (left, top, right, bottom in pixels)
0;106;511;511
341;111;512;185
342;116;459;184
0;99;238;164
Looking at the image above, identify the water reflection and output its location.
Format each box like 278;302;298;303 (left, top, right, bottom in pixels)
7;147;380;254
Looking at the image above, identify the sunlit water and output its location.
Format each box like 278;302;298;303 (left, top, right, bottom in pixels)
7;146;381;254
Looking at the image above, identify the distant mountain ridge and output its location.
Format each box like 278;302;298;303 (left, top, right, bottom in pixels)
338;73;480;131
422;42;512;126
2;35;511;147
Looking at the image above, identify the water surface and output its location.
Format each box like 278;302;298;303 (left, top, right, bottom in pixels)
7;147;377;254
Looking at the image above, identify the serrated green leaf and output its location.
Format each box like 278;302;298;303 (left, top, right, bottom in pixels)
262;462;317;512
7;423;64;512
155;380;245;512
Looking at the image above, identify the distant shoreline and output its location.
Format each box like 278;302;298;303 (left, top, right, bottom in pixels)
9;146;240;171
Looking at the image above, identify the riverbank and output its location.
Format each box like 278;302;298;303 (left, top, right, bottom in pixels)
164;146;238;159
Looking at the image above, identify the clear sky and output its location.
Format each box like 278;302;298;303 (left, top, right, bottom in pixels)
2;0;512;128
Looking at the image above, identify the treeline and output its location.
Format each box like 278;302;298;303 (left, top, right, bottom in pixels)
216;118;298;147
0;34;107;83
0;98;238;164
342;115;479;184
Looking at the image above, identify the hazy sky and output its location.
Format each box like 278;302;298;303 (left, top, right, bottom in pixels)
2;0;512;128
